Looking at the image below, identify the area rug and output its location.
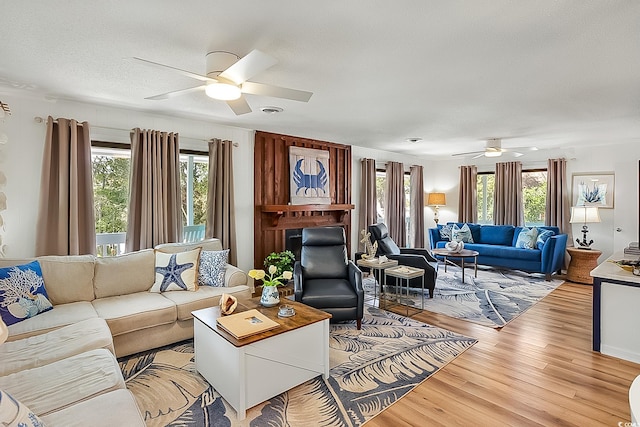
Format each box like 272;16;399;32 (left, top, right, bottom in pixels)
118;307;476;426
365;266;563;328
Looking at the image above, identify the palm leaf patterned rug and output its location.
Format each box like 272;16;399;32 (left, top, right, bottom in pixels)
366;266;563;328
118;307;476;426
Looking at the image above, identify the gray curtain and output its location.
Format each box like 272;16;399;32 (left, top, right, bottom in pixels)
494;161;524;225
36;116;96;256
126;128;182;252
547;158;572;267
385;161;406;246
409;165;425;248
206;139;237;266
358;158;377;247
458;165;477;223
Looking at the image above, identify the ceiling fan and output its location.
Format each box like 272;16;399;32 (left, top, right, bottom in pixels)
130;50;313;115
452;138;538;159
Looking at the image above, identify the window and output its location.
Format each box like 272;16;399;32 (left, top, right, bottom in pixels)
476;169;547;226
375;169;411;245
91;142;208;255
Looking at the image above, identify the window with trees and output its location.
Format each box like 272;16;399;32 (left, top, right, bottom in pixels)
91;143;208;255
476;169;547;227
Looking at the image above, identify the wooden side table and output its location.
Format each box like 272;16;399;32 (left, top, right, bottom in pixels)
567;247;602;284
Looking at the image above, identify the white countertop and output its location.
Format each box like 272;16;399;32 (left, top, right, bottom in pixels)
590;251;640;284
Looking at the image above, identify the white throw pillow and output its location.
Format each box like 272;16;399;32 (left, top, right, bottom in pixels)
451;224;474;243
150;247;201;292
0;389;45;427
515;227;539;249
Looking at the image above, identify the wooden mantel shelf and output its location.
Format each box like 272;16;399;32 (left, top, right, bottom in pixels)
261;204;355;227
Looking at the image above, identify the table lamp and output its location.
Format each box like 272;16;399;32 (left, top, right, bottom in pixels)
426;192;446;224
570;206;601;249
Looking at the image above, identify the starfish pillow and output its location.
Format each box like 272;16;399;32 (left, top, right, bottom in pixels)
150;247;202;292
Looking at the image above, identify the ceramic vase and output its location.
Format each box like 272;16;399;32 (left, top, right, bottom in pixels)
260;285;280;307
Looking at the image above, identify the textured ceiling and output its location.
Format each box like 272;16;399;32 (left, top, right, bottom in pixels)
1;1;639;157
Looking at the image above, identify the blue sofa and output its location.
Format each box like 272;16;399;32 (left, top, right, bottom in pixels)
428;223;568;279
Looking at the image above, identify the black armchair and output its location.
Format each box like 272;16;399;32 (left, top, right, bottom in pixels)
368;223;438;298
294;226;364;329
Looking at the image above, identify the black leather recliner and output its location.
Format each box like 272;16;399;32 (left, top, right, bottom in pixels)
294;226;364;329
368;223;438;298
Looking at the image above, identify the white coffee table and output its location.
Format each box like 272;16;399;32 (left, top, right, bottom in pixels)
192;299;331;420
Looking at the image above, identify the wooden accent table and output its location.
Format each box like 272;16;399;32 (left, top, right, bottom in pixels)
357;258;399;306
431;249;480;283
192;298;331;420
567;247;602;284
383;266;425;317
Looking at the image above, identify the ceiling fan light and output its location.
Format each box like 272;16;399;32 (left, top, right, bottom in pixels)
205;82;242;100
484;150;502;157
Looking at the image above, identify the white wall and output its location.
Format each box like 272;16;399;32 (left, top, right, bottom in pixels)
1;91;638;270
0;92;256;272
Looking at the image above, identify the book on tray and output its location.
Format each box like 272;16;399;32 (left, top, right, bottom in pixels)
216;309;280;339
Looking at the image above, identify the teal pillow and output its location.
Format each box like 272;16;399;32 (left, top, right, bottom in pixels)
515;227;539;249
536;229;554;250
452;223;474;243
439;224;452;241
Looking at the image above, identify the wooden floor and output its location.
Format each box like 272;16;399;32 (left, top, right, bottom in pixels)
367;281;640;427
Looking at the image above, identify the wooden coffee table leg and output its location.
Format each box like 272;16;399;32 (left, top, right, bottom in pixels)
474;256;478;277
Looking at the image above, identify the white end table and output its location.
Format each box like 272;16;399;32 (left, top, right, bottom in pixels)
383;265;425;317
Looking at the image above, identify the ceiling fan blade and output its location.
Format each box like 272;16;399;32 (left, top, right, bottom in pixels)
219;49;278;85
241;81;313;102
128;57;215;82
452;150;484;157
145;85;205;100
226;96;252;115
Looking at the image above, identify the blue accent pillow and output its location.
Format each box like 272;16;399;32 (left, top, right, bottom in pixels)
198;249;229;287
439;224;452;241
536;229;554;250
452;223;474;243
0;261;53;326
515;227;539;249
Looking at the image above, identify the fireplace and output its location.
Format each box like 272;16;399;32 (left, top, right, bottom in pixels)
285;229;303;263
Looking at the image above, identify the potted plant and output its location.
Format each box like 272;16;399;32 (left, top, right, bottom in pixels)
249;265;293;307
263;250;295;277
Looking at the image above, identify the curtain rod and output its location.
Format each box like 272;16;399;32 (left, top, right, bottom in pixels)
33;116;238;146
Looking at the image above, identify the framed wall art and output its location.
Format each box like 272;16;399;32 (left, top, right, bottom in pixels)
289;146;331;205
572;172;615;209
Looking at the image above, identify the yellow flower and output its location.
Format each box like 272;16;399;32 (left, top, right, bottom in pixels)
248;269;266;280
282;271;293;280
249;265;292;287
268;265;278;275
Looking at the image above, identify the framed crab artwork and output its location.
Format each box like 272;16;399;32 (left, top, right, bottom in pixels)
289;146;331;205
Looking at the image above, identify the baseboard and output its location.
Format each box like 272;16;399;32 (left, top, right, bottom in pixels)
601;344;640;364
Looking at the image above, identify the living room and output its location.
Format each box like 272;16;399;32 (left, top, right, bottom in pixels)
1;2;640;426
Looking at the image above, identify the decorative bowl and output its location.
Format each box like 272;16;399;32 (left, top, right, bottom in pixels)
444;241;464;253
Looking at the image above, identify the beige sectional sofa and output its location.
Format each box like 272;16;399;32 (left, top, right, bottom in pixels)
2;238;250;357
0;238;249;425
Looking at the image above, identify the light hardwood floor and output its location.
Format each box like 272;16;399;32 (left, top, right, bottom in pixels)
368;281;640;427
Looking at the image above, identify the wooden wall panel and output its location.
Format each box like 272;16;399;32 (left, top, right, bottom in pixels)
254;131;354;268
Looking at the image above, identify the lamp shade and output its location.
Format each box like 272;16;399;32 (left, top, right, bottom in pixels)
427;192;446;207
0;317;8;345
569;206;601;224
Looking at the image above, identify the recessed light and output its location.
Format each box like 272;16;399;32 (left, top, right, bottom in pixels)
405;137;422;143
260;106;284;114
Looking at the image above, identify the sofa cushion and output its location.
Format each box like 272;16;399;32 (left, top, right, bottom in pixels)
438;224;453;241
515;227;539;249
36;255;96;304
0;348;125;416
150;248;201;292
0;261;53;326
6;301;99;341
0;389;45;427
94;249;156;298
92;292;177;336
452;223;474;243
40;389;145;427
0;318;114;376
478;225;515;246
198;249;229;287
161;285;250;320
466;243;541;262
